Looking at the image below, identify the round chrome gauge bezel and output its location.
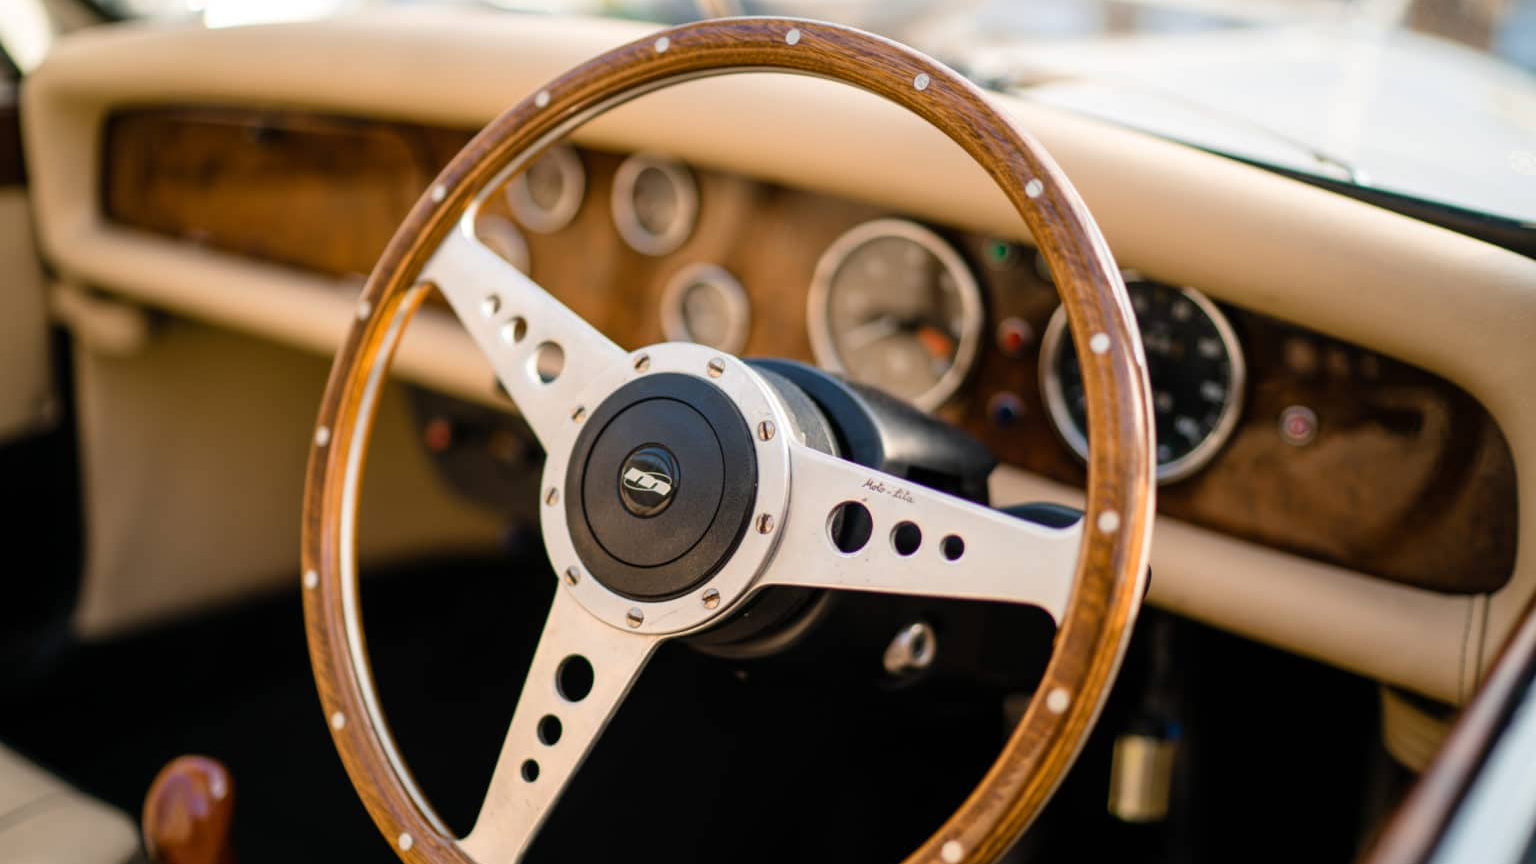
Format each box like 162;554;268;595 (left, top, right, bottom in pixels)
611;153;698;256
1039;278;1246;484
504;144;586;234
806;218;985;412
659;263;751;354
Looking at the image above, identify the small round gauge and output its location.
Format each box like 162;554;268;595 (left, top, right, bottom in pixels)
1040;277;1245;483
474;212;530;273
611;154;698;256
807;219;985;410
660;263;750;353
506;145;585;233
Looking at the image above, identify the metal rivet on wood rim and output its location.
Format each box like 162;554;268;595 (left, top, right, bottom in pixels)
430;183;446;203
303;569;318;590
1025;178;1043;198
535;90;550;108
1097;510;1121;533
314;426;331;447
941;840;965;863
914;72;931;90
1089;332;1111;354
330;711;346;730
1045;687;1071;713
654;36;670;52
785;28;800;45
398;833;414;852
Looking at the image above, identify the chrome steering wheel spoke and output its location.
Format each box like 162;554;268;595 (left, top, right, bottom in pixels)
759;441;1082;622
423;223;626;452
460;590;660;864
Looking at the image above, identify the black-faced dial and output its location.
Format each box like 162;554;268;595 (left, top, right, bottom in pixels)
1041;278;1245;483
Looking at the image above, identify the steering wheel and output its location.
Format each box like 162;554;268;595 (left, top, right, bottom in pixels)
302;17;1153;864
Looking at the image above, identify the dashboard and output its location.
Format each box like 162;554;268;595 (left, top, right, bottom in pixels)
102;107;1516;597
24;12;1536;704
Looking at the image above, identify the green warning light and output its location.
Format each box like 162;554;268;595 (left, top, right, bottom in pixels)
986;240;1018;269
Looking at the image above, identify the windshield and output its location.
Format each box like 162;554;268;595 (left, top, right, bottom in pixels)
84;0;1536;224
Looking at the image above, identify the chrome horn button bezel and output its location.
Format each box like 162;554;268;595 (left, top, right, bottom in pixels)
538;342;795;636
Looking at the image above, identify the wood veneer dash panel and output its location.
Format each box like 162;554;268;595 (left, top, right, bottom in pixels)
102;106;1517;594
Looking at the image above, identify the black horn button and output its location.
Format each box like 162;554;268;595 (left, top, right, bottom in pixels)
565;373;757;601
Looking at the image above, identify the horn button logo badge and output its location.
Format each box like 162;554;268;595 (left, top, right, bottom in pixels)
618;444;680;517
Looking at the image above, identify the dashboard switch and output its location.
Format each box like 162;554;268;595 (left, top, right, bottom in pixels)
1279;405;1319;446
996;317;1034;358
423;417;453;453
988;392;1024;427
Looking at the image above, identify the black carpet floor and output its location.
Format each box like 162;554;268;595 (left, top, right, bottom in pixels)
0;552;1010;863
0;548;1386;864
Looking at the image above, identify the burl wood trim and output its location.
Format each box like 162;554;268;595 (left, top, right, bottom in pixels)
101;109;469;279
961;260;1519;595
301;18;1153;864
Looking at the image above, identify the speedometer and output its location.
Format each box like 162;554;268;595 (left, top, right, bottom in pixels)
1041;277;1245;483
807;219;984;410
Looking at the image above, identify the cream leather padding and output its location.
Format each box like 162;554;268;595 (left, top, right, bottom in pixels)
0;743;139;864
20;10;1536;701
68;316;503;636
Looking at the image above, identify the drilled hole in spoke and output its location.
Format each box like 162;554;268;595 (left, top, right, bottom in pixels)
892;521;922;556
530;341;564;384
556;655;593;702
521;759;540;782
941;535;966;561
828;502;873;554
500;317;528;345
538;715;562;746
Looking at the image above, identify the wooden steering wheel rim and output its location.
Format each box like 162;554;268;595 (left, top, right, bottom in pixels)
302;16;1155;864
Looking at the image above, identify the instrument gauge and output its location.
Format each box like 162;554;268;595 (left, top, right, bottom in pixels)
807;219;984;410
1040;277;1245;483
612;154;698;256
505;144;585;233
660;264;750;353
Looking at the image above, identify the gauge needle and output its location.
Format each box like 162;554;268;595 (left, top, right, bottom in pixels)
841;315;901;351
915;324;954;359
